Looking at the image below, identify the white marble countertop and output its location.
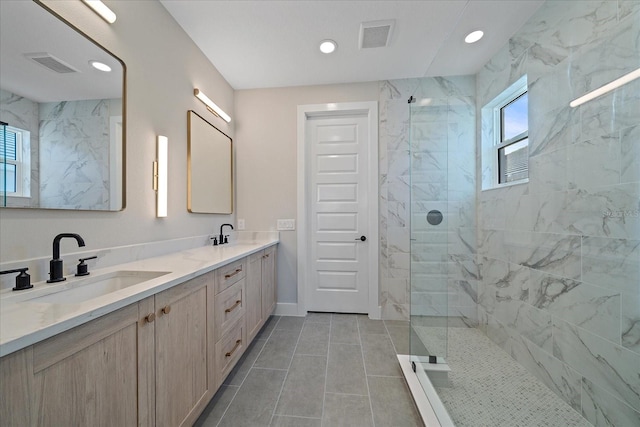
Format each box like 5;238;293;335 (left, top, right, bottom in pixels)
0;237;278;357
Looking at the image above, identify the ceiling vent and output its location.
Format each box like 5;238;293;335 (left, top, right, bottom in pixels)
359;20;395;49
24;52;79;74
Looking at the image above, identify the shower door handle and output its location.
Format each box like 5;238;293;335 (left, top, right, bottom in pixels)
355;236;367;242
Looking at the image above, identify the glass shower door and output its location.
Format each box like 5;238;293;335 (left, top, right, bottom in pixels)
409;94;449;385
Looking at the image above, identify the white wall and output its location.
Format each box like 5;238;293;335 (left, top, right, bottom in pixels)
234;83;379;303
0;1;234;266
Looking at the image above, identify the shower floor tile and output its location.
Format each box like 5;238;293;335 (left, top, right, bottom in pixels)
423;327;592;427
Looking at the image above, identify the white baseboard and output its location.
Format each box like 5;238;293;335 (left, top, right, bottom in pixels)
274;302;302;316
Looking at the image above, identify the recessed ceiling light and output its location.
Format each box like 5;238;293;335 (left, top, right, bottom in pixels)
89;60;111;72
464;30;484;44
319;40;337;54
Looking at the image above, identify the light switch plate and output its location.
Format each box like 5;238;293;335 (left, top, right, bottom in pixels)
277;219;295;231
237;219;245;230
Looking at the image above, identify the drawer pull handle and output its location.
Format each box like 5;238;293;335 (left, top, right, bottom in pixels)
224;268;242;279
225;339;242;358
225;299;242;313
161;305;171;315
144;313;155;323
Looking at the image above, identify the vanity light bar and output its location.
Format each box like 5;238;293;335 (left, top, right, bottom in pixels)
570;67;640;108
194;89;231;123
154;135;168;218
82;0;117;24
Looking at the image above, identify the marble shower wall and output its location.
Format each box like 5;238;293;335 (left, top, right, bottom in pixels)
477;1;640;425
39;99;117;210
0;89;40;207
379;76;477;323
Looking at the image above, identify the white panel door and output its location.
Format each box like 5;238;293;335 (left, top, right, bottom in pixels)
308;114;369;313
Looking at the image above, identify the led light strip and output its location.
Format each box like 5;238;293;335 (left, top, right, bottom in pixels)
194;88;232;123
82;0;116;24
570;67;640;108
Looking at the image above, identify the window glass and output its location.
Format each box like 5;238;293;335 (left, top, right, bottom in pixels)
0;163;17;193
501;92;528;141
498;138;528;183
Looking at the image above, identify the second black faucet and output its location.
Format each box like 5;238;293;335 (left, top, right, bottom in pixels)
219;223;233;245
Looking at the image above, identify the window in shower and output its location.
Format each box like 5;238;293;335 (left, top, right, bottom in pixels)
480;75;529;189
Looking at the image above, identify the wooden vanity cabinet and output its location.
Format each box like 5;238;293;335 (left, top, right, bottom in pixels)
152;272;215;427
246;246;277;342
0;245;277;427
0;302;150;426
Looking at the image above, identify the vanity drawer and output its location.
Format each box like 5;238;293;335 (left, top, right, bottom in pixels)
215;278;246;340
215;317;246;387
215;258;246;294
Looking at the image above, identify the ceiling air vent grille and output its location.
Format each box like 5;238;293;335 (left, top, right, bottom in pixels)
359;20;395;49
24;53;79;74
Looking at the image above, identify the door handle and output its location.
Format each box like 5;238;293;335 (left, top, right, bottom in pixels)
355;236;367;242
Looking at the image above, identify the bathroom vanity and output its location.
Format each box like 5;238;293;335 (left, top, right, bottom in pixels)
0;239;277;426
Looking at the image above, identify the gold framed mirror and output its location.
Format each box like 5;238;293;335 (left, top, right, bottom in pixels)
0;0;125;211
187;110;233;214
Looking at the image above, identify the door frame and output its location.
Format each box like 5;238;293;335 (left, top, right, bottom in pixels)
296;101;380;319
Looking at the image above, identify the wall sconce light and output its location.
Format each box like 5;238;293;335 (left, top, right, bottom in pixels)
153;135;168;217
570;67;640;108
82;0;117;24
194;88;231;123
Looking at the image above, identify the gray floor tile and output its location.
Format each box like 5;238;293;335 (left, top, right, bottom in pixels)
326;343;368;395
368;376;422;427
361;334;402;377
275;355;327;418
323;393;374;427
270;415;322;427
254;329;300;370
193;385;238;427
357;314;388;335
332;313;358;324
276;316;306;332
256;315;281;339
296;323;330;356
218;368;287;427
224;339;267;386
383;319;409;328
386;325;410;354
305;312;332;323
330;320;360;344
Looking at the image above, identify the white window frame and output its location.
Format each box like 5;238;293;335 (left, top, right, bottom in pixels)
481;75;529;190
1;125;30;198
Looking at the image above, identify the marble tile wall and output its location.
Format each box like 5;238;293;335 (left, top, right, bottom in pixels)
379;76;477;324
477;1;640;424
0;89;40;207
39;99;117;210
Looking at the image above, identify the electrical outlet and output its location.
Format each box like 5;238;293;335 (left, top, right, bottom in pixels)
237;219;245;230
277;219;295;231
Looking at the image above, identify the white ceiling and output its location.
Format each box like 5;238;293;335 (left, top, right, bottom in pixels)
160;0;544;90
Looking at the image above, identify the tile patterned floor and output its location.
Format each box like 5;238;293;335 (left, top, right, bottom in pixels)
195;314;422;427
419;326;592;427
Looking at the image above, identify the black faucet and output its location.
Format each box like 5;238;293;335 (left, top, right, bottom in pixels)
47;233;86;283
219;223;234;245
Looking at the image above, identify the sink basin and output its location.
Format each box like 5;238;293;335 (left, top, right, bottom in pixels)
23;270;170;305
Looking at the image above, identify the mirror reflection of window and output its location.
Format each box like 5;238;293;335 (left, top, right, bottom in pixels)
0;124;30;199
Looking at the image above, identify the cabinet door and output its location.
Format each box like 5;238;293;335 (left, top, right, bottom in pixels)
29;303;145;426
261;246;277;318
246;251;264;341
154;273;215;427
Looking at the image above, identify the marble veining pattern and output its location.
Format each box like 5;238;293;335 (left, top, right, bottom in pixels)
476;1;640;424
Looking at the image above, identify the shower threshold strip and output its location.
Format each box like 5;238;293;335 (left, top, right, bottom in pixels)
397;355;455;427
